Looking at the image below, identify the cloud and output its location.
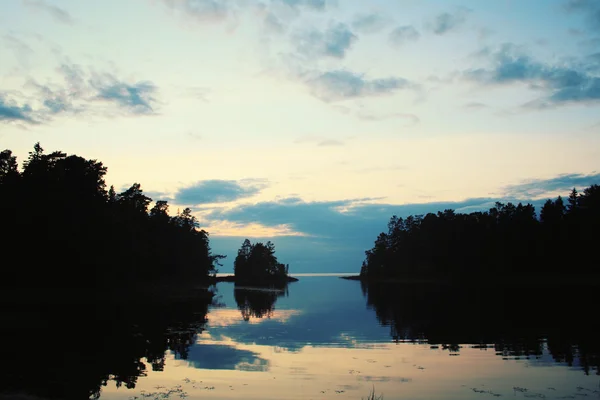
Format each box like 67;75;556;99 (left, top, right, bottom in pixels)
91;75;158;115
589;52;600;63
464;43;600;108
22;0;74;25
262;11;286;34
292;22;357;59
18;62;160;122
304;69;413;102
185;343;269;371
175;179;268;205
332;104;419;124
161;0;232;23
428;9;470;35
351;13;390;34
273;0;329;11
0;94;35;123
205;196;533;271
318;139;344;146
206;197;499;241
389;25;420;47
356;111;420;125
4;34;35;67
463;101;488;109
501;172;600;199
205;172;600;272
0;62;160;125
564;0;600;32
352;165;408;174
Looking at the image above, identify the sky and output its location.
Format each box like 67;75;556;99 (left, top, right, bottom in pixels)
1;0;600;272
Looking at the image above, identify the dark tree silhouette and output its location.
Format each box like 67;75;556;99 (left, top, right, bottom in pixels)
0;143;224;399
234;239;289;285
360;187;600;281
0;143;224;288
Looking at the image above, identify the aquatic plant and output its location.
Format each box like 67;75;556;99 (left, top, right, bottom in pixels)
362;386;384;400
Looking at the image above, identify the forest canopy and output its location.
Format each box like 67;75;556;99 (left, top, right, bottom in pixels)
0;143;224;289
360;185;600;281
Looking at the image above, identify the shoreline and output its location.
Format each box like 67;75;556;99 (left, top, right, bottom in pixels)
209;275;299;284
340;274;600;286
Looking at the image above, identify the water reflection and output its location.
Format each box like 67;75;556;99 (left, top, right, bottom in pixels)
1;292;213;400
2;277;599;400
185;343;269;371
360;280;600;375
234;282;289;321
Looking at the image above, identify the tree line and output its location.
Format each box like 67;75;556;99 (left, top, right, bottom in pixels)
0;143;224;288
360;185;600;280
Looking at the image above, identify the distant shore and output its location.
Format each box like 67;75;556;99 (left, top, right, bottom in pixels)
339;275;444;284
210;275;299;284
340;274;600;286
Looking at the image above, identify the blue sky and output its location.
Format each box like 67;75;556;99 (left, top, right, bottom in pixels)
2;0;599;272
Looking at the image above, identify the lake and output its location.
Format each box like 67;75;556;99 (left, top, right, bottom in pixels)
3;274;598;400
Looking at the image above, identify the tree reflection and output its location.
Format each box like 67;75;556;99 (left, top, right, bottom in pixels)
360;280;599;375
1;292;213;400
234;283;289;321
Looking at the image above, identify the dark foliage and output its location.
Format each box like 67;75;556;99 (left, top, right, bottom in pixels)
0;143;224;289
360;186;600;280
233;239;289;285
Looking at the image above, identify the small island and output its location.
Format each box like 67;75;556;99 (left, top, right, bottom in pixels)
212;239;297;285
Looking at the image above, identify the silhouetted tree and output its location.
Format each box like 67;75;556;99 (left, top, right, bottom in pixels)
0;143;224;288
234;239;289;285
361;185;600;281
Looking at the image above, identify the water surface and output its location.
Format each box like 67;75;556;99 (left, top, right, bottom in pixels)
94;275;599;400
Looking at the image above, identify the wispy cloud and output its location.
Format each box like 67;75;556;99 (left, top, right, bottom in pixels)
22;0;74;25
273;0;329;11
464;43;600;108
351;13;390;34
262;11;286;34
501;172;600;198
206;196;502;270
205;173;600;271
304;69;413;102
358;112;419;125
185;343;269;371
206;196;538;244
292;22;357;59
0;94;35;123
161;0;232;23
4;34;35;67
91;75;158;115
428;8;470;35
564;0;600;32
463;101;488;109
175;179;268;205
1;62;160;124
318;139;344;146
331;104;419;124
389;25;420;47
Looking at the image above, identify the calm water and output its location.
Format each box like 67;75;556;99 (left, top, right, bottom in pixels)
96;275;599;400
4;275;598;400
